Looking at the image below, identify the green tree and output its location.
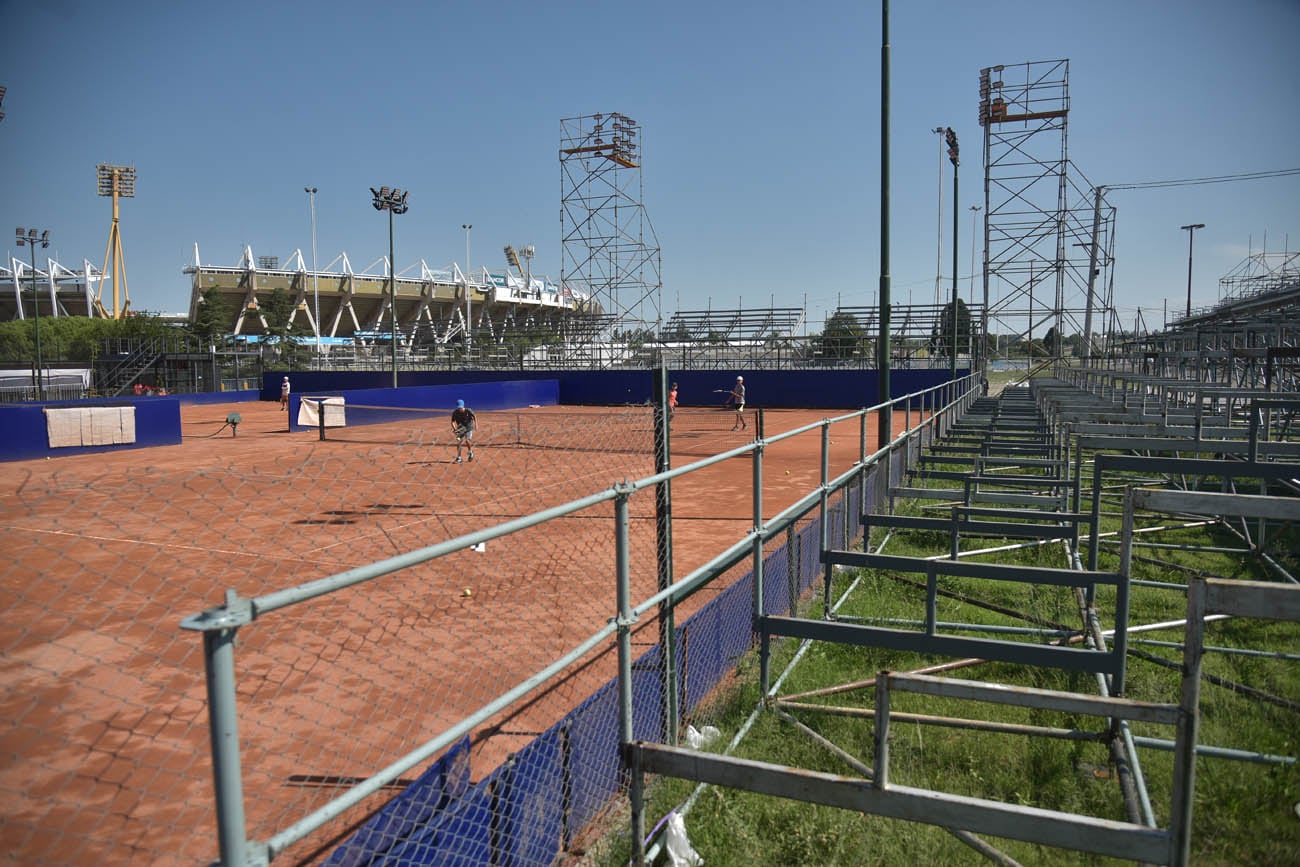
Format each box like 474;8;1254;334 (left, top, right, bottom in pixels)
819;311;867;359
935;298;973;362
1042;326;1060;357
189;288;232;346
261;287;311;366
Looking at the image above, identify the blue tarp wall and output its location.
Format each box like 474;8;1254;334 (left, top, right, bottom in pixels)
0;399;184;462
270;368;967;409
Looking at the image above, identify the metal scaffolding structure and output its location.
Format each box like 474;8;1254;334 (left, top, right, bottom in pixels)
979;59;1117;360
560;112;663;338
1110;247;1300;391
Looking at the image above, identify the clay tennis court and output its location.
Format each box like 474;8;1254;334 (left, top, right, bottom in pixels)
0;397;921;864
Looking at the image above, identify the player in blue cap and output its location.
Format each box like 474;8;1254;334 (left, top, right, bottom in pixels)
450;399;477;463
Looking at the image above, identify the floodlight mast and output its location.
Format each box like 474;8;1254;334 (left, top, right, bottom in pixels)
462;224;472;358
371;186;409;388
16;227;50;401
96;164;135;319
305;187;320;356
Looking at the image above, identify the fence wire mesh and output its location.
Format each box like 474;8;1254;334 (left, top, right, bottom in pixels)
0;385;961;865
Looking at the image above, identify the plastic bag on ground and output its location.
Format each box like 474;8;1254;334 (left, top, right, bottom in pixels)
683;724;720;750
663;812;703;867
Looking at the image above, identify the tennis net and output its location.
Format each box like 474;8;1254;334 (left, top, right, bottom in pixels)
303;400;660;455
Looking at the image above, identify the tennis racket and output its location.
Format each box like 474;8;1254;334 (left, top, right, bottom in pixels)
454;425;470;438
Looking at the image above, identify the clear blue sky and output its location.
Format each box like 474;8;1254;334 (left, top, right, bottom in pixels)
3;0;1297;332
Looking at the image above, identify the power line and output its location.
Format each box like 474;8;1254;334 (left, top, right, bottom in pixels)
1107;167;1300;191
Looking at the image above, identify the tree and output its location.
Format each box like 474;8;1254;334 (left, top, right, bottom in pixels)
819;311;867;359
935;298;972;362
189;288;231;346
1042;326;1060;357
261;287;311;366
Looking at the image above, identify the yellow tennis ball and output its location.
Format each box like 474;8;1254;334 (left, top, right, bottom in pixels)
463;587;473;597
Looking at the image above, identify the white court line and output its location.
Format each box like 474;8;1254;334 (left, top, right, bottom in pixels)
7;524;292;563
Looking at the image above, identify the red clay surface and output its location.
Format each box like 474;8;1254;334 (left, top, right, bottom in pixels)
0;397;929;864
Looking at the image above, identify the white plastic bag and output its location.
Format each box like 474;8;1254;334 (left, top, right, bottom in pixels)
663;812;703;867
683;725;720;750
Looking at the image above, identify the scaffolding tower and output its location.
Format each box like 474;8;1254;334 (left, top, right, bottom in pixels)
560;112;663;338
979;60;1116;361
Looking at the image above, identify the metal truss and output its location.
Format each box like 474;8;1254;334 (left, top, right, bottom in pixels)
1;256;105;320
979;59;1116;359
560;112;663;336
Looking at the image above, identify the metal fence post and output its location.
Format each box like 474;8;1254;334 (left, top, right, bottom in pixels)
614;489;645;865
753;432;768;693
1169;578;1207;867
181;590;256;867
819;422;833;617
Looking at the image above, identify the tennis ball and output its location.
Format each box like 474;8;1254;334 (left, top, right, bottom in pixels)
462;587;473;597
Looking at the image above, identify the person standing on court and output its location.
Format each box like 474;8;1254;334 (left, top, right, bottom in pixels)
280;376;291;411
450;399;477;463
668;382;679;421
725;375;747;431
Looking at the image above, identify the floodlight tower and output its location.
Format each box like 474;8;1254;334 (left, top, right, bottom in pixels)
371;185;409;388
96;164;135;319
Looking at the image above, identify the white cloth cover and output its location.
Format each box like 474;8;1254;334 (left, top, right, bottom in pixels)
46;407;136;448
297;396;346;428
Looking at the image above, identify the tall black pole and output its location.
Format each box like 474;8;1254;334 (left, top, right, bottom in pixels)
1181;223;1204;318
29;242;44;402
877;0;892;451
950;140;959;381
389;207;397;389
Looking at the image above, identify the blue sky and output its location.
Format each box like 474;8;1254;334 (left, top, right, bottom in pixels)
3;0;1297;332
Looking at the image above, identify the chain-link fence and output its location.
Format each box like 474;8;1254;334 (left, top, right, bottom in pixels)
0;375;974;864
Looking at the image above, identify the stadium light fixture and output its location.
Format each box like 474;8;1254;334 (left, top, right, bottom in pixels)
15;227;50;401
371;186;409;388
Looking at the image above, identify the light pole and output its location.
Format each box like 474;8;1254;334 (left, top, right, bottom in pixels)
1180;223;1205;318
305;187;319;358
16;227;49;401
932;126;946;307
969;205;981;364
462;223;472;359
371;186;410;388
945;128;959;380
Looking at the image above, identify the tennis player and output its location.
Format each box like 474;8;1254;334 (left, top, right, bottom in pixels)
668;382;679;421
450;399;477;463
725;375;746;431
280;376;291;411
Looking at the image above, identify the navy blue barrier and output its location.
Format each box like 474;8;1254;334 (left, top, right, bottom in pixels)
324;736;472;866
682;574;755;716
270;369;968;410
565;680;621;834
496;733;565;866
0;398;183;462
383;780;494;865
287;381;560;433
